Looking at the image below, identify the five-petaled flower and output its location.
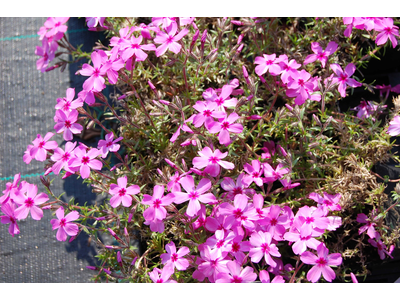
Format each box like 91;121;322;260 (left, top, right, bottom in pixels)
109;175;140;208
192;147;234;177
50;206;79;242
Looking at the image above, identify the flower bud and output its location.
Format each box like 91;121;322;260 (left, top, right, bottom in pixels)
231;20;244;26
190;29;200;52
237;34;243;45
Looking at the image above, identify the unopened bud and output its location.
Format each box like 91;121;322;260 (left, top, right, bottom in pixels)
148;80;156;91
190;30;200;52
237;34;243;45
231;20;244;26
201;29;207;44
40;175;51;189
236;43;244;54
312;114;322;126
285;104;293;111
242;65;249;78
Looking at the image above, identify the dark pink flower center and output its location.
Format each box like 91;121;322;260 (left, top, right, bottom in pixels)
171;253;178;262
316;257;327;267
64;120;72;129
156;278;164;283
233;209;243;219
231;242;240;253
209;156;220;164
93;68;100;77
131;43;140;49
153;198;161;209
266;60;274;65
298;79;305;86
167;36;174;43
339;74;348;82
60;218;66;227
216;239;225;248
118;188;126;197
252;172;260;178
203;110;212;117
63;101;71;111
317;53;326;60
300;235;311;241
106;141;113;147
385;27;392;34
188;191;199;201
62;152;70;162
231;276;242;283
210;259;218;267
232;187;243;196
39;141;46;148
25;197;34;207
261;243;270;253
215;97;224;106
270;218;278;226
82;156;90;164
305;217;314;224
221;122;230;130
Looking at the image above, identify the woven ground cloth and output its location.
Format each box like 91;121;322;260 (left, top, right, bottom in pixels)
0;17;106;283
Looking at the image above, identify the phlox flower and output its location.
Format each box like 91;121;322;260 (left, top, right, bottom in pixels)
13;183;48;220
351;100;386;120
330;63;362;97
259;270;285;283
243;159;264;187
44;17;69;38
167;172;184;192
357;213;378;239
295;205;330;234
252;193;269;220
79;51;108;92
68;147;102;179
0;202;20;236
387;115;400;136
286;69;315;105
154;22;189;57
170;122;193;143
277;55;301;84
148;266;177;283
50;141;77;175
303;41;338;68
279;177;300;190
254;53;282;76
216;260;257;283
109;176;140;208
374;18;399;48
283;217;321;255
300;243;342;283
97;132;123;158
54;109;83;141
50;206;79;241
202;85;238;111
100;50;125;83
249;231;281;267
120;35;156;62
29;132;58;162
142;185;174;223
208;112;243;145
132;23;159;39
85;17;106;30
263;162;289;183
220;173;254;200
308;192;341;213
152;17;178;29
196;245;230;282
191;101;226;129
0;173;21;204
368;234;392;260
160;241;190;271
23;145;34;164
204;229;236;256
192;147;234;177
260;205;288;241
173;175;216;217
35;37;55;72
55;88;83;113
261;140;276;160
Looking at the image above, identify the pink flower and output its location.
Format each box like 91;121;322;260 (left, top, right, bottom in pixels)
259;270;285;283
278;55;301;84
50;206;79;241
368;235;391;260
148;266;177;283
220;173;254;200
263;162;289;183
374;18;399;48
215;261;257;283
283;218;321;255
387;115;400;136
308;192;341;213
254;53;282;76
243;159;264;187
286;69;315;105
50;141;77;175
160;241;190;271
13;183;49;220
330;63;362;97
35;37;55;72
173;175;216;217
0;202;20;236
120;35;156;62
192;147;234;177
44;17;69;38
69;147;102;179
0;173;21;205
300;243;342;283
142;185;174;223
55;88;83;113
356;213;378;239
79;51;108;92
208;112;243;145
85;17;106;30
303;41;338;68
197;245;230;282
351;100;386;120
97;132;123;158
249;231;281;267
54;109;83;141
202;85;238;111
191;101;225;129
29;132;58;162
109;176;140;208
154;22;189;57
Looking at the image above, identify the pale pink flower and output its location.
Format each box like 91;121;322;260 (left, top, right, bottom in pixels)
208;112;243;145
160;241;190;271
286;69;315;105
148;265;177;283
308;192;341;213
35;37;55;72
55;88;83;113
220;173;254;200
216;260;257;283
68;147;102;179
278;55;301;84
0;173;21;204
97;132;123;158
197;245;230;282
44;17;69;38
254;53;281;76
300;243;342;283
330;63;362;97
13;183;48;220
173;175;216;217
50;206;79;242
260;205;288;241
243;159;264;187
85;17;106;30
142;185;174;222
54;109;83;141
120;35;156;62
50;141;77;175
202;85;238;111
283;217;321;255
259;270;285;283
29;132;58;162
387;115;400;136
109;176;140;208
249;231;281;267
191;101;225;129
79;51;108;92
192;147;234;177
263;162;289;183
154;22;189;57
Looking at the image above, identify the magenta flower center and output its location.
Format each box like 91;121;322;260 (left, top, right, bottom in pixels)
215;97;224;106
106;141;113;147
300;235;311;241
210;259;218;267
63;102;71;111
62;152;70;162
317;53;326;60
231;276;243;283
131;43;140;49
316;257;327;267
261;243;270;253
233;208;243;219
231;242;240;252
203;110;212;117
232;187;243;196
64;120;72;128
298;79;305;86
270;218;278;226
25;197;34;207
38;141;46;148
118;188;126;197
153;198;161;209
156;278;164;283
252;172;260;178
93;68;100;77
82;156;90;164
384;27;392;34
59;218;66;227
188;191;199;201
305;217;315;224
216;239;225;248
167;36;174;43
339;73;348;82
221;121;230;130
171;253;178;262
266;60;274;65
208;156;220;164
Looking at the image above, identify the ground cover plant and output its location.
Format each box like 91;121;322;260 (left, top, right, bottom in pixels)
2;16;400;283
